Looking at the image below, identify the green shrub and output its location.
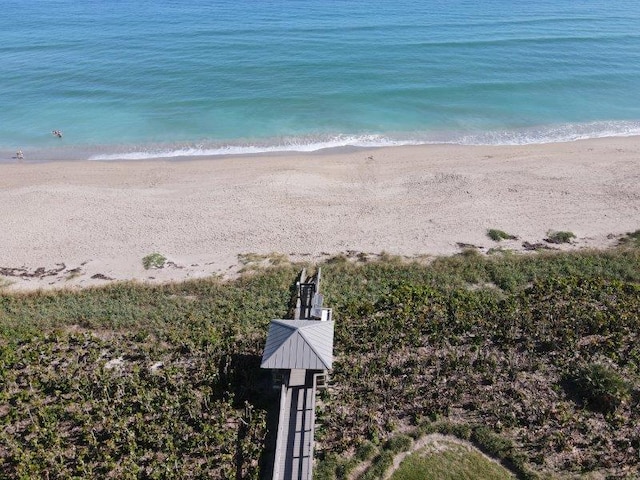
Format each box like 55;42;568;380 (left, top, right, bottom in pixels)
385;434;412;453
546;230;576;244
142;252;167;269
336;458;358;479
361;451;395;480
471;426;514;460
471;427;539;479
618;229;640;248
566;362;631;414
355;441;378;461
314;454;339;480
449;423;472;440
487;229;517;242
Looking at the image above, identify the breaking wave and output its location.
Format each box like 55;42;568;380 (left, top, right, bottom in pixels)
85;121;640;161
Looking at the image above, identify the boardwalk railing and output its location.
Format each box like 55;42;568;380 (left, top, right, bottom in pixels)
263;269;334;480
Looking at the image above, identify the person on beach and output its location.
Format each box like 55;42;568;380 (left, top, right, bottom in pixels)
16;150;23;160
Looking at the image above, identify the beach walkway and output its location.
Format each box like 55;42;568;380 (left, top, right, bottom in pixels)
261;269;334;480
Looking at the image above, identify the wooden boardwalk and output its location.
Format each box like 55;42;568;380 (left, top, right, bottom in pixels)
273;371;316;480
264;269;332;480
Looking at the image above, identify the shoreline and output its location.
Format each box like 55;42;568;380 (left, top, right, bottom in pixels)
4;122;640;164
1;137;639;291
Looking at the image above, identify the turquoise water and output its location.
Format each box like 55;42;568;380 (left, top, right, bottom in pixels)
2;0;640;160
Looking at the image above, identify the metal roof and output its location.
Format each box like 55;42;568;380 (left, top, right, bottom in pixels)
261;320;334;370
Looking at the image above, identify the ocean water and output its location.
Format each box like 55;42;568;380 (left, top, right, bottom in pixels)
2;0;640;161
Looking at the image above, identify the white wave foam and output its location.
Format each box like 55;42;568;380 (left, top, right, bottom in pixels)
455;121;640;146
87;121;640;160
88;134;416;160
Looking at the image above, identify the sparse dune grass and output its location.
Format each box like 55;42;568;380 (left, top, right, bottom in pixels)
545;230;576;244
487;229;517;242
619;229;640;248
238;252;290;272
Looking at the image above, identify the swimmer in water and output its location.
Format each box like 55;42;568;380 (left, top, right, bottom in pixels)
52;130;63;138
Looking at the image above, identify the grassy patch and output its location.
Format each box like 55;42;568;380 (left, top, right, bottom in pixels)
487;229;517;242
487;247;513;256
545;230;576;244
618;229;640;248
142;252;167;269
238;252;289;272
565;362;632;414
360;450;395;480
385;434;413;453
389;440;514;480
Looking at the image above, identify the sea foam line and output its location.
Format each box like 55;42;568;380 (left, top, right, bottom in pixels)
87;121;640;161
88;135;415;161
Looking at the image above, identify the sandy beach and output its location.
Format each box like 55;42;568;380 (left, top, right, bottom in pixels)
1;137;638;291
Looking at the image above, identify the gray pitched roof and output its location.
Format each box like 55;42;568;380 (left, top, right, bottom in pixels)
261;320;334;370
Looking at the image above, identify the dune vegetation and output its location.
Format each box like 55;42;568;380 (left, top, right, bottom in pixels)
1;241;639;479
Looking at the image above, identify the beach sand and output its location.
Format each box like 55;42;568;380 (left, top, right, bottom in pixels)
1;137;638;291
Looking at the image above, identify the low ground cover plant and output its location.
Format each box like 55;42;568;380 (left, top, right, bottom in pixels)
1;246;639;479
619;229;640;248
142;252;167;269
545;230;576;244
487;229;517;242
565;362;632;414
